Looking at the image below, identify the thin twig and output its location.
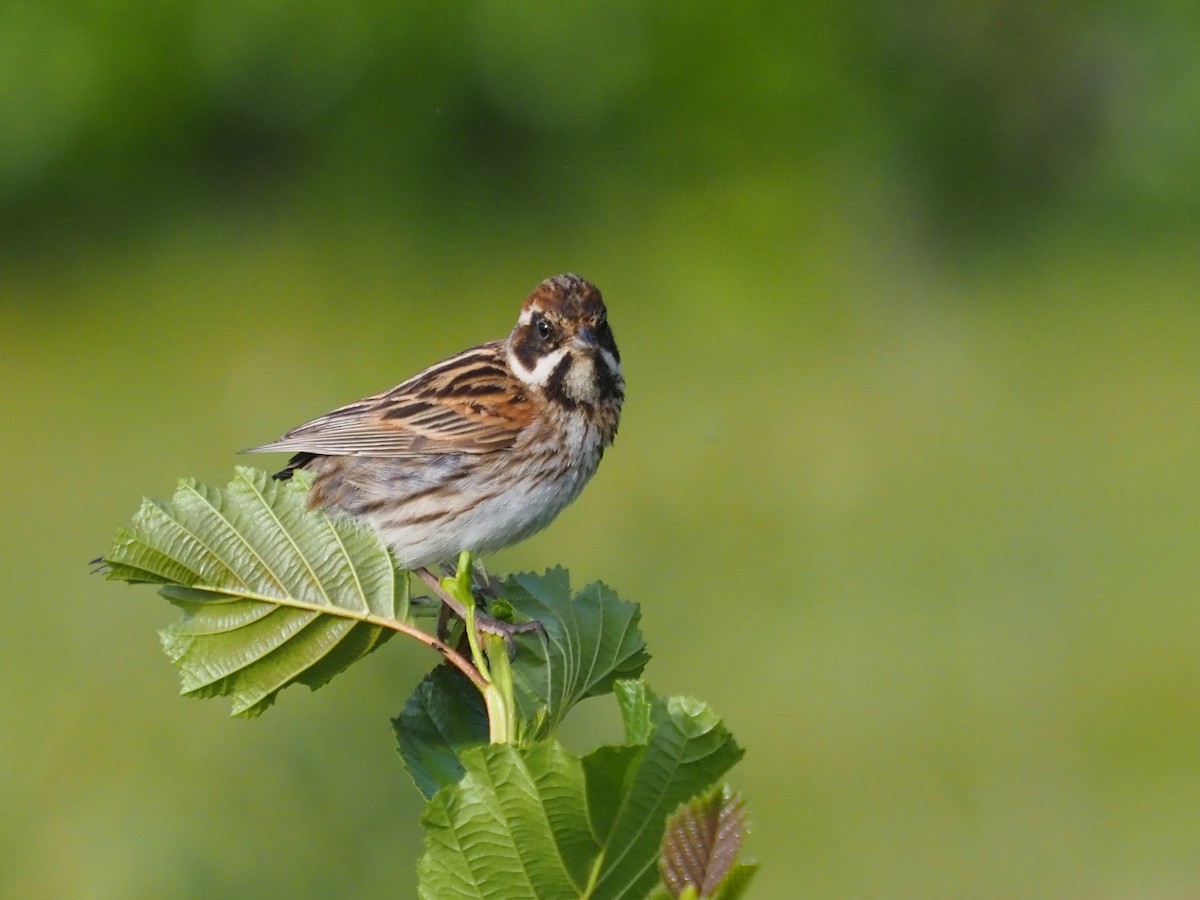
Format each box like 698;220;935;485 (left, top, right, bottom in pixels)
383;615;488;692
417;567;469;618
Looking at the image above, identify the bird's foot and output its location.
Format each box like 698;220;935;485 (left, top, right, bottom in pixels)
414;563;543;653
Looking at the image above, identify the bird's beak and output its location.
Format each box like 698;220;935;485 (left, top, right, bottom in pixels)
571;326;599;352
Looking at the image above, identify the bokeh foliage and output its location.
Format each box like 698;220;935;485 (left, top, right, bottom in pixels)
4;2;1199;897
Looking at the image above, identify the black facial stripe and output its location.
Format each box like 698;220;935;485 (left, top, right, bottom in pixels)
594;358;624;403
542;350;624;409
511;326;545;373
598;324;619;363
544;354;578;409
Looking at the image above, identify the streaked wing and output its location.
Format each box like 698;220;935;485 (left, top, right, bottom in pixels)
246;341;533;457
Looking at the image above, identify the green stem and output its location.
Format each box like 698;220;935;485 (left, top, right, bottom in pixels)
440;551;491;684
436;551;519;743
484;633;517;743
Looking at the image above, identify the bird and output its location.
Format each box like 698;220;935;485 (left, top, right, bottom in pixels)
246;273;623;573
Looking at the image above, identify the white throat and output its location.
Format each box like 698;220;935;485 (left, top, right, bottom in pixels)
562;354;599;403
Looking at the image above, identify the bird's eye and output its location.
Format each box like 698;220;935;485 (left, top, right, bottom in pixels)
535;316;553;340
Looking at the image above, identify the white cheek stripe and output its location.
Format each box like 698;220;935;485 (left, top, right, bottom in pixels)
508;345;569;386
598;348;621;378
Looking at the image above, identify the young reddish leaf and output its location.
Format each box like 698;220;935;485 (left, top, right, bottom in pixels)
659;786;750;898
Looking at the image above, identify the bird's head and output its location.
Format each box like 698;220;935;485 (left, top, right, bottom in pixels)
507;274;623;408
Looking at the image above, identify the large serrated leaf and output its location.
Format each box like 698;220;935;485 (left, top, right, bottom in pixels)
393;572;649;796
104;467;402;716
416;687;743;900
393;665;489;799
505;567;651;738
418;741;592;899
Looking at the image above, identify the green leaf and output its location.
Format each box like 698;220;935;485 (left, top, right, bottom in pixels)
393;574;648;796
583;745;643;846
707;865;759;900
658;786;751;899
615;678;655;745
648;864;758;897
417;687;743;900
104;467;402;716
393;665;489;799
503;568;650;739
646;862;759;899
590;696;743;900
418;741;592;899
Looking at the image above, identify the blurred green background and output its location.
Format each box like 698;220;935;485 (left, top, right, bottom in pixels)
4;2;1200;897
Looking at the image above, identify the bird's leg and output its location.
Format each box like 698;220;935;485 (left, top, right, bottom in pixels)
416;560;543;643
466;557;545;638
414;553;488;681
436;596;454;642
471;559;503;599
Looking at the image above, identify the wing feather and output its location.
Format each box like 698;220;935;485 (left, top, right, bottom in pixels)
245;341;533;458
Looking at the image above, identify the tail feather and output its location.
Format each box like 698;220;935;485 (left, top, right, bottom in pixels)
274;452;319;481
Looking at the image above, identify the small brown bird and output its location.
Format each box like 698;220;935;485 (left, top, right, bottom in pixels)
247;274;623;570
